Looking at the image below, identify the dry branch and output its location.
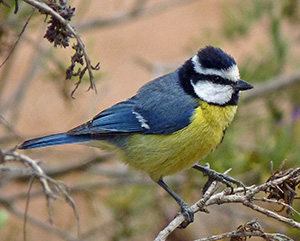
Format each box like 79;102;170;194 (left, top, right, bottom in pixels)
0;149;80;239
154;167;300;241
21;0;100;97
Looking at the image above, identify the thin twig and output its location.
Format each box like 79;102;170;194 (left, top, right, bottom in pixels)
0;154;109;181
1;53;42;125
243;69;300;102
76;0;197;31
0;149;81;236
3;151;56;198
23;177;34;241
5;200;83;241
253;197;300;216
22;0;98;95
0;9;35;68
194;230;293;241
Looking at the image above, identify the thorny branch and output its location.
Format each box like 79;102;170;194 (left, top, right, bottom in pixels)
195;219;293;241
154;167;300;241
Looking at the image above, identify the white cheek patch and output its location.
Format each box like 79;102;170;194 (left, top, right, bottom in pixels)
191;80;234;105
192;55;240;82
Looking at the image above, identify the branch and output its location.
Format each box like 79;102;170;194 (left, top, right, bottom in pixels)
155;167;300;241
195;219;294;240
76;0;197;31
0;149;80;237
0;195;83;241
2;150;56;198
243;69;300;102
22;0;100;96
195;230;293;241
0;154;110;182
154;169;230;241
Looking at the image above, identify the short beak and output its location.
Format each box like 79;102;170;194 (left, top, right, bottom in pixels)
234;80;253;91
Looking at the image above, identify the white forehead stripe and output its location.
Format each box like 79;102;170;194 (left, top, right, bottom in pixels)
191;80;234;105
192;55;240;82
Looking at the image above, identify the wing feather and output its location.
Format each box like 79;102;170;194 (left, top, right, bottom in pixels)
67;71;198;136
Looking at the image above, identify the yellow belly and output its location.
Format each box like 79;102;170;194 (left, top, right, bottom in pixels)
123;102;237;181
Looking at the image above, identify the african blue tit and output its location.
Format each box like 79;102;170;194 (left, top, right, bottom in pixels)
19;46;253;226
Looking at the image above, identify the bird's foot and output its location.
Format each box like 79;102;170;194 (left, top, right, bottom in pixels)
157;179;195;228
193;165;246;194
178;204;194;228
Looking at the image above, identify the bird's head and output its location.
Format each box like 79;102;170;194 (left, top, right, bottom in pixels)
179;46;253;106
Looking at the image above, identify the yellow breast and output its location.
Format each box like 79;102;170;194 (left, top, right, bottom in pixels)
123;101;237;181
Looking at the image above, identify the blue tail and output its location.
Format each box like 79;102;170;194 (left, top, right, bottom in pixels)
19;133;91;150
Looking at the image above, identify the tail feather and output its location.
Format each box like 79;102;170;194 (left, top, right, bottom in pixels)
18;133;91;150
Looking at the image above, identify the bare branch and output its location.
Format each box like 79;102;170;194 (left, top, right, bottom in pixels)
253;197;300;216
155;167;300;241
76;0;197;31
2;150;56;198
0;154;109;182
0;199;83;241
0;149;80;237
243;69;300;102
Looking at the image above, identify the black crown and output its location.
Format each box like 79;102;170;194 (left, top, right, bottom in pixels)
197;46;236;70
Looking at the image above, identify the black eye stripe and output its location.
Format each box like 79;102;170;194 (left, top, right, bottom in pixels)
192;74;234;86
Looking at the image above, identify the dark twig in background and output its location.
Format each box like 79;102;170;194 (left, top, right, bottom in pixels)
0;149;80;239
0;9;35;68
243;69;300;102
76;0;197;31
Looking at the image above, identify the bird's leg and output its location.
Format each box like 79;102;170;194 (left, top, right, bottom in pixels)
193;164;246;194
157;179;194;228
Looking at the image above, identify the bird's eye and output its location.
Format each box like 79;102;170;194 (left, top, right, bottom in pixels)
214;76;222;81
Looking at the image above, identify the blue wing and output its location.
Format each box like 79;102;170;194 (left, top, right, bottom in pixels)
67;97;143;135
68;71;198;136
19;71;198;150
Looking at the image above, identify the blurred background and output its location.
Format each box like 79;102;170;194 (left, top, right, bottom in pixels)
0;0;300;240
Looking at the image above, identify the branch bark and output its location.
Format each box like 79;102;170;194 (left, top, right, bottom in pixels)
154;167;300;241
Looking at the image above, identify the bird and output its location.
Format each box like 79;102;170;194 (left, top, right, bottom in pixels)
19;46;253;227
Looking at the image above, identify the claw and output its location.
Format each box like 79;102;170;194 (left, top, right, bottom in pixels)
193;165;247;194
178;204;194;228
